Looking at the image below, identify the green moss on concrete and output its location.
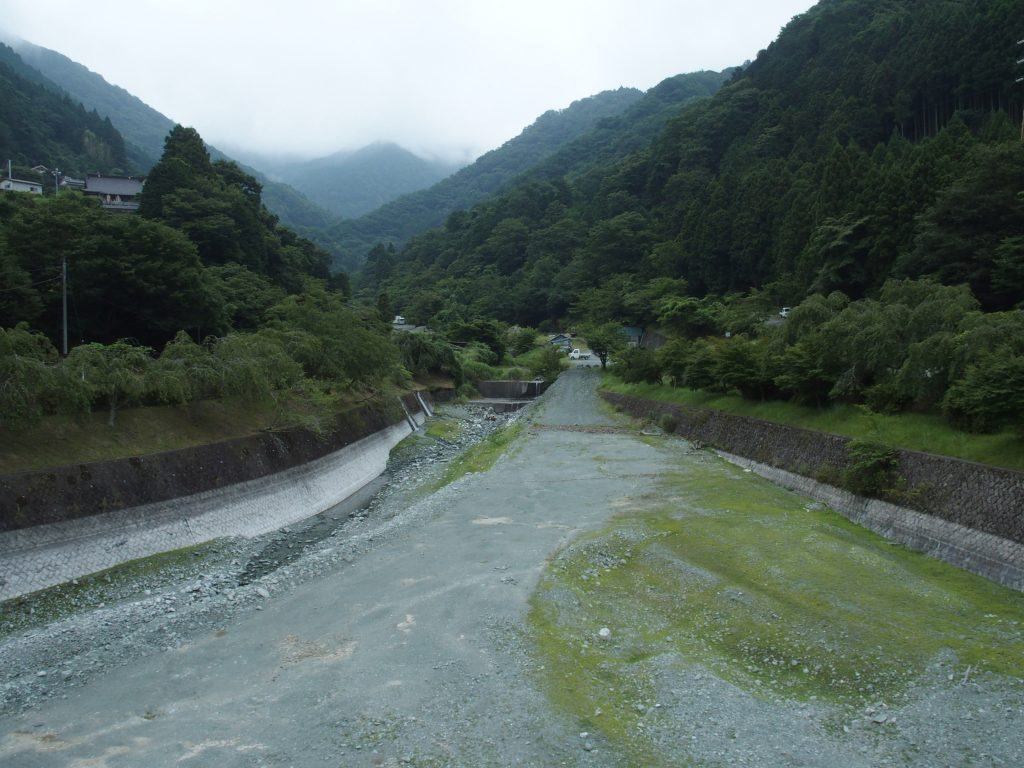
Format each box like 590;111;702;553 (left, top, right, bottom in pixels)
0;542;231;640
528;444;1024;764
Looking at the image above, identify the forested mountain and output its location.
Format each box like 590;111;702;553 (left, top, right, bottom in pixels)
520;70;735;186
3;36;334;235
241;143;462;220
372;0;1024;328
8;36;172;169
321;86;660;270
0;43;129;177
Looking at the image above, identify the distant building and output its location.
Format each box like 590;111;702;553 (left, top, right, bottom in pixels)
30;164;49;175
60;176;86;190
548;333;572;350
1;177;43;194
620;327;643;347
83;174;145;212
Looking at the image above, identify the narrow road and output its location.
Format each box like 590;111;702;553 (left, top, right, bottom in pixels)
0;369;664;766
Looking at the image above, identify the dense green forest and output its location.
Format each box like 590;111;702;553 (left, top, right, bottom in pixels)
1;125;408;432
8;37;171;170
0;43;128;177
367;0;1024;431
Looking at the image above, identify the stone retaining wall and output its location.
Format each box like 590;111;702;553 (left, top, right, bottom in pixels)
602;392;1024;589
0;396;429;600
720;452;1024;591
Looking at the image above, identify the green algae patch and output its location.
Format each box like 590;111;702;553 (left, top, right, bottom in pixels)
424;416;463;442
0;542;231;640
528;444;1024;762
431;421;524;491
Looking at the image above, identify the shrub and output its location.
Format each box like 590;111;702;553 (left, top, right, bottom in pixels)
617;346;662;384
529;345;564;381
394;332;463;387
460;359;498;383
507;327;538;356
843;439;901;497
943;351;1024;433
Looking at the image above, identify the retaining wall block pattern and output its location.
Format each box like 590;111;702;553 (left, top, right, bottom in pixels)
601;392;1024;589
0;400;412;533
0;398;429;600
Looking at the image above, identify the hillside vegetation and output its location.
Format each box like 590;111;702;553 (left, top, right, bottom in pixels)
368;0;1024;438
0;43;129;177
322;86;654;270
3;0;1023;467
0;125;416;449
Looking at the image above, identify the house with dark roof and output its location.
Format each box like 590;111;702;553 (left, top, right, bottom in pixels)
83;174;145;212
548;333;572;350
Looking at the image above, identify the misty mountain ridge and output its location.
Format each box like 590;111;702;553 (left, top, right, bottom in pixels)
6;33;172;170
317;75;730;270
1;30;728;275
1;34;336;233
236;142;464;220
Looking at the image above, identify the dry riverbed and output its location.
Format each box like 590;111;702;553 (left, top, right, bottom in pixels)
1;369;1023;767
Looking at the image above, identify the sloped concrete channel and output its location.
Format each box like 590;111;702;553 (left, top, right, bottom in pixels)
1;369;1022;767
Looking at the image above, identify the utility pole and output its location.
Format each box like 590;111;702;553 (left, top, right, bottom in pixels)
62;256;68;356
1018;39;1024;141
51;166;60;195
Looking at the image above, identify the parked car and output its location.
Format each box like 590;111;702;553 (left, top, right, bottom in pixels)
568;348;591;360
779;307;791;319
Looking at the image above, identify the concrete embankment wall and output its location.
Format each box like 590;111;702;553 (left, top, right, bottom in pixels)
602;392;1024;591
475;380;550;399
0;394;430;601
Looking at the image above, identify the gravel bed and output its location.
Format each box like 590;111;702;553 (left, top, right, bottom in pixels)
0;402;528;718
3;370;1022;767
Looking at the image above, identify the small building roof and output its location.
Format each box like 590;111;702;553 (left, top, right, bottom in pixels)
84;175;145;196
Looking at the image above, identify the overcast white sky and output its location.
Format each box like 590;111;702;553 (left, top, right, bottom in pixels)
3;1;814;163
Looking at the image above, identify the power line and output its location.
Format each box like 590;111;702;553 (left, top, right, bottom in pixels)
0;274;62;293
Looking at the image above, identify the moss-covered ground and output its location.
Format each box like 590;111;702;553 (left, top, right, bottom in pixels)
430;421;524;491
528;438;1024;763
0;542;233;641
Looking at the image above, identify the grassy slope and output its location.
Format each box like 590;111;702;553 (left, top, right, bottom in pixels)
601;379;1024;472
0;400;285;474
